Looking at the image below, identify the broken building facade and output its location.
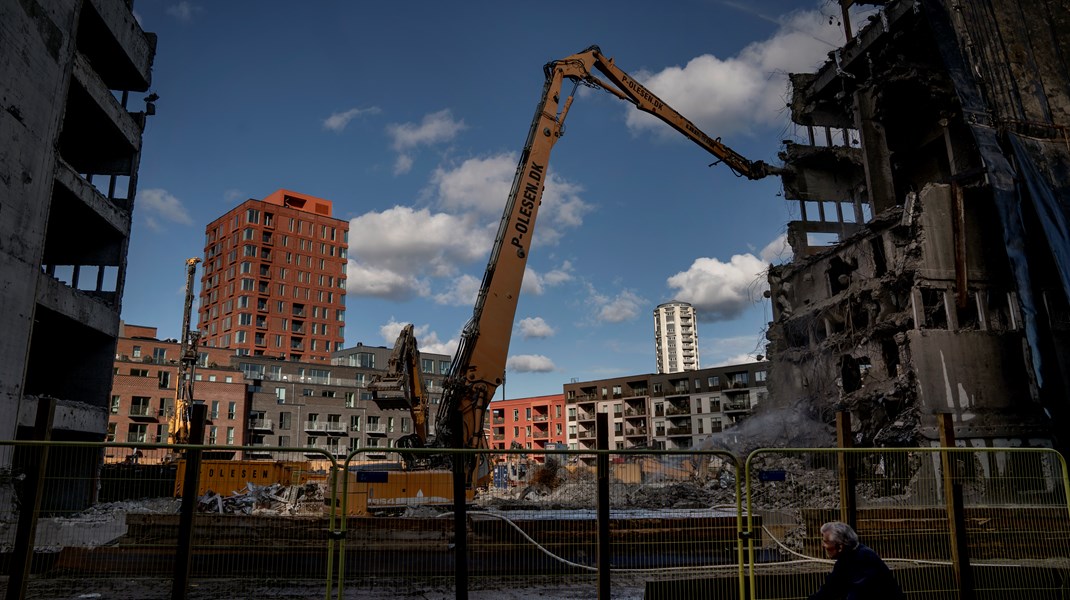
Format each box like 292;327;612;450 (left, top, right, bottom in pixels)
0;0;156;510
766;0;1070;453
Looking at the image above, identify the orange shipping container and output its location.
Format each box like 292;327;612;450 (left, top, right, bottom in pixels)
173;459;315;497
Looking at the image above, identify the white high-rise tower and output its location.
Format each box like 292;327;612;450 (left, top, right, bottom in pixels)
654;301;699;374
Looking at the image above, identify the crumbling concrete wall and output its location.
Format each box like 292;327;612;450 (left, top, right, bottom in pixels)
764;0;1070;452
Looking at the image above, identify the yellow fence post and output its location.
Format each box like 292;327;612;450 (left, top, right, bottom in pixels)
938;414;975;600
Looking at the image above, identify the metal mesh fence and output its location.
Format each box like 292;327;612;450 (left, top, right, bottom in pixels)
0;442;1067;599
744;447;1070;600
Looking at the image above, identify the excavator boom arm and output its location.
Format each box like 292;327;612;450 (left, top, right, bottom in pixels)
434;46;777;486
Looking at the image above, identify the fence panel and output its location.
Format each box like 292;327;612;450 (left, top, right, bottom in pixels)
0;441;337;600
743;447;1070;600
334;448;743;599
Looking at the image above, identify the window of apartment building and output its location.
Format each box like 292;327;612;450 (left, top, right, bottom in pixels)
159;397;170;416
513;427;519;437
279;412;292;430
210;401;219;419
525;408;532;420
129;396;150;417
613;403;622;416
513;409;519;422
208;426;218;445
306;436;317;447
132;345;142;358
127;424;146;443
243;227;255;240
111;395;120;414
613;422;623;434
131;368;148;377
158;371;170;389
421;358;434;373
277;435;290;447
106;423;116;443
226;427;235;445
345;392;355;408
755;370;767;383
153;347;167;362
350;415;361;432
568;407;576;420
366;437;380;448
227;402;236;419
349;352;375;368
387;417;395;433
695;378;702;391
246;208;260;224
653;383;662;395
568;425;577;436
555;405;562;418
367;416;379;431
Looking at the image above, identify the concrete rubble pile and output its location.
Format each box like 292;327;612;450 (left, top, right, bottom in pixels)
196;481;326;516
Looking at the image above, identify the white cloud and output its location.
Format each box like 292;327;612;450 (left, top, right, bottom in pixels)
433;274;481;307
759;233;792;264
666;254;769;321
624;8;836;138
166;1;199;22
345;260;428;300
379;319;458;357
138;188;193;229
348;206;488;278
386;109;466;175
518;317;554;339
323;106;381;132
587;287;645;324
393;154;414;175
703;334;765;366
522;262;574;296
223;189;246;204
507;354;555;373
430;153;592;246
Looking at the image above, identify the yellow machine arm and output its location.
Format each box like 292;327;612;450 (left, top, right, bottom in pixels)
368;324;429;445
432;45;778;485
168;257;201;446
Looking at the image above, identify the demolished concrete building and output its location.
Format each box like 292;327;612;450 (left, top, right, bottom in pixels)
1;0;157;511
765;0;1070;455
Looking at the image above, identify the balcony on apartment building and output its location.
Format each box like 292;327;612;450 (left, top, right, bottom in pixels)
666;425;693;437
128;405;157;420
304;421;347;435
248;418;273;431
665;404;691;416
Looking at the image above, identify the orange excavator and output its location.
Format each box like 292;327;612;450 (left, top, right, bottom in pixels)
382;45;778;488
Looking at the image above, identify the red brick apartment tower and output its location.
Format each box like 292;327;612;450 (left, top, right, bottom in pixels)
199;189;349;362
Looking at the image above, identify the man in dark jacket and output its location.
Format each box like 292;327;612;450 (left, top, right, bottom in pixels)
809;521;905;600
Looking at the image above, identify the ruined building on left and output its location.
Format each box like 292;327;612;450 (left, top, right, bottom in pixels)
0;0;157;511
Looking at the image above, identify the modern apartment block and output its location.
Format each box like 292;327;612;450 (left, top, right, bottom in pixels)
653;301;700;373
199;189;349;363
563;362;767;452
109;324;245;462
488;394;568;461
1;0;156;509
237;343;452;461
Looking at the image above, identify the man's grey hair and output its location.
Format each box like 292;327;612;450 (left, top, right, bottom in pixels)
821;521;860;549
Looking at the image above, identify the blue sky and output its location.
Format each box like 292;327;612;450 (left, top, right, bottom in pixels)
121;1;865;399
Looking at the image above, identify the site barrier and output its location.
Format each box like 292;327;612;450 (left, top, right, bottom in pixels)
744;447;1070;600
0;441;1067;599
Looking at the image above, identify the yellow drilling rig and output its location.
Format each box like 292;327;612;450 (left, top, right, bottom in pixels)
168;257;202;448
